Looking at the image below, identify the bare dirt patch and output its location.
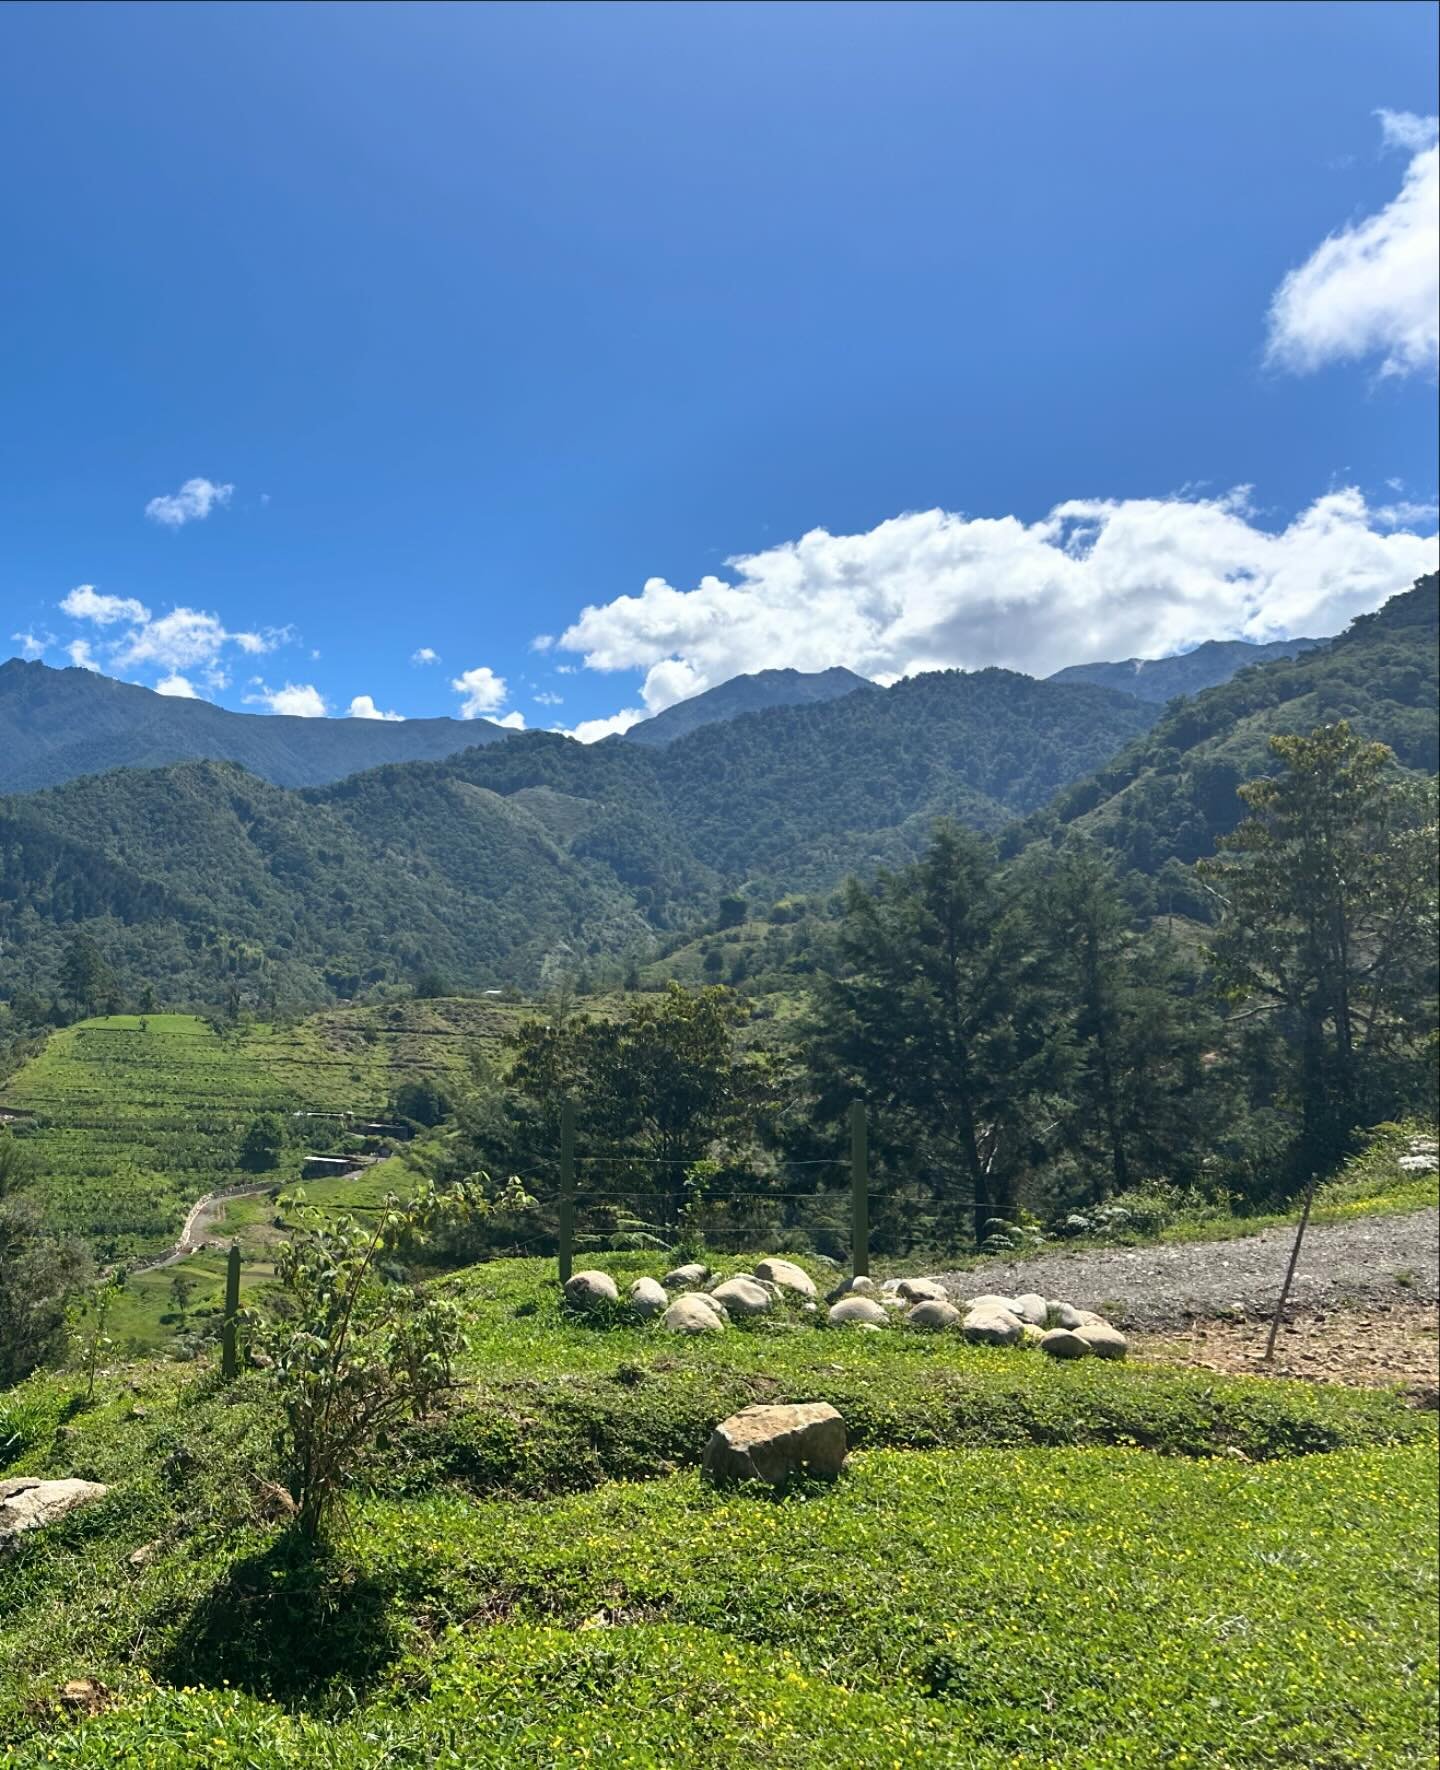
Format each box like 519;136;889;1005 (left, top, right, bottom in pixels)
1137;1301;1439;1403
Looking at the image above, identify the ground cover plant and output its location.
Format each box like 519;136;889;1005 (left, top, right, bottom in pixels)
0;1001;523;1262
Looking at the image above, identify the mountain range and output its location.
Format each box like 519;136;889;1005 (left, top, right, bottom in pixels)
1048;635;1323;702
0;577;1433;1013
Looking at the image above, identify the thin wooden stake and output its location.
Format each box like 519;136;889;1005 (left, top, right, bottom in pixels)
220;1242;241;1380
1264;1179;1317;1363
850;1100;869;1279
558;1098;576;1286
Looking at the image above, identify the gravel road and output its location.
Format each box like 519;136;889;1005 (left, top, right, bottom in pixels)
928;1208;1440;1329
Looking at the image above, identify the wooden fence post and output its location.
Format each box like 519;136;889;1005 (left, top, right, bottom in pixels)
1264;1178;1317;1362
220;1242;241;1380
558;1098;576;1286
850;1099;869;1278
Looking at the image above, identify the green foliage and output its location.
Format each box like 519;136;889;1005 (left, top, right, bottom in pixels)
0;1132;90;1387
1199;723;1438;1177
256;1181;524;1539
239;1112;287;1173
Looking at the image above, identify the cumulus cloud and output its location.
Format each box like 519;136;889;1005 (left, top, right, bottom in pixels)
347;694;405;721
533;690;564;706
61;584;151;626
154;672;199;699
558;708;648;744
11;629;53;660
1267;111;1439;378
553;487;1437;716
494;710;527;730
246;681;329;717
411;646;440;666
450;665;509;719
67;638;100;671
144;477;235;528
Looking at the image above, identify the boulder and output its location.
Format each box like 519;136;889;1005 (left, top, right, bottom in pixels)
879;1296;907;1311
1075;1309;1109;1327
1076;1322;1128;1360
711;1277;773;1317
880;1278;905;1296
962;1307;1024;1347
1010;1292;1048;1326
702;1402;847;1487
662;1262;710;1290
564;1270;619;1310
662;1295;728;1334
897;1278;948;1304
1048;1301;1083;1330
1039;1328;1092;1360
827;1295;889;1327
905;1299;961;1330
629;1277;668;1318
827;1275;877;1302
689;1290;727;1317
1019;1323;1045;1348
754;1258;818;1299
1;1478;109;1552
964;1293;1018;1314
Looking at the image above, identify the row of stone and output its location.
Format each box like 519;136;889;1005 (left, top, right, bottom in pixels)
563;1261;1127;1357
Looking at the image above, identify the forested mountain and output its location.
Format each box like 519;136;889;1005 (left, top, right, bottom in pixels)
1015;573;1439;891
0;666;1156;1009
1048;635;1323;702
0;659;506;791
623;666;874;745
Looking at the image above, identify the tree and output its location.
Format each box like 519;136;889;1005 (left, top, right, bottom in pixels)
717;893;747;930
0;1134;90;1387
1028;844;1218;1204
58;933;118;1021
392;1079;452;1128
257;1179;525;1540
168;1271;197;1325
240;1113;287;1172
811;823;1074;1244
1198;723;1438;1177
506;983;758;1221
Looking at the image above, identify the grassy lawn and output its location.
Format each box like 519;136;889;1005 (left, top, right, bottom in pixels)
0;1394;1432;1765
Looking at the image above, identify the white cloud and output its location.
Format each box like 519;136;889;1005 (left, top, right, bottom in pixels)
533;690;564;706
347;694;405;721
245;681;329;717
61;584;151;626
554;487;1437;715
494;710;527;730
1266;112;1439;378
144;477;235;528
411;646;440;666
11;629;53;660
67;638;100;671
154;672;199;699
450;665;509;718
558;707;648;744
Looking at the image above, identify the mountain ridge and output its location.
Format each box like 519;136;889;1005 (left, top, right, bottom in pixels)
1048;635;1324;702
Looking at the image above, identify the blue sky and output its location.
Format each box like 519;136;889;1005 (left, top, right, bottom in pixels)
2;0;1436;737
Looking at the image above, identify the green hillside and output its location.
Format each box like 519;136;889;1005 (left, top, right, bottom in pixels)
1014;572;1439;884
0;667;1155;1011
1;1001;526;1258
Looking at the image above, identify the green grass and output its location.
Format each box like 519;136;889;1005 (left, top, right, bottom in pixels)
0;1391;1433;1766
0;1001;528;1260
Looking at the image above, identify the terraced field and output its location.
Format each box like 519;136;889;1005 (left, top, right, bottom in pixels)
1;1000;530;1260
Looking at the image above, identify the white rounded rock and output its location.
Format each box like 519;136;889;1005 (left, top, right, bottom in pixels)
629;1277;668;1318
1076;1322;1128;1360
711;1276;773;1317
564;1270;619;1310
754;1258;818;1299
897;1278;948;1304
828;1295;889;1327
906;1299;962;1330
1049;1301;1083;1330
662;1263;709;1290
1010;1292;1048;1326
964;1293;1018;1314
662;1295;728;1334
962;1307;1024;1347
1039;1328;1092;1360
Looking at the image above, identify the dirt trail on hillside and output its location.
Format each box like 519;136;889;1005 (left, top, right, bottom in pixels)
929;1208;1440;1330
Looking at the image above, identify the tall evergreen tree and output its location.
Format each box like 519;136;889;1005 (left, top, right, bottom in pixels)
1198;723;1438;1177
812;823;1074;1244
1029;843;1218;1204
